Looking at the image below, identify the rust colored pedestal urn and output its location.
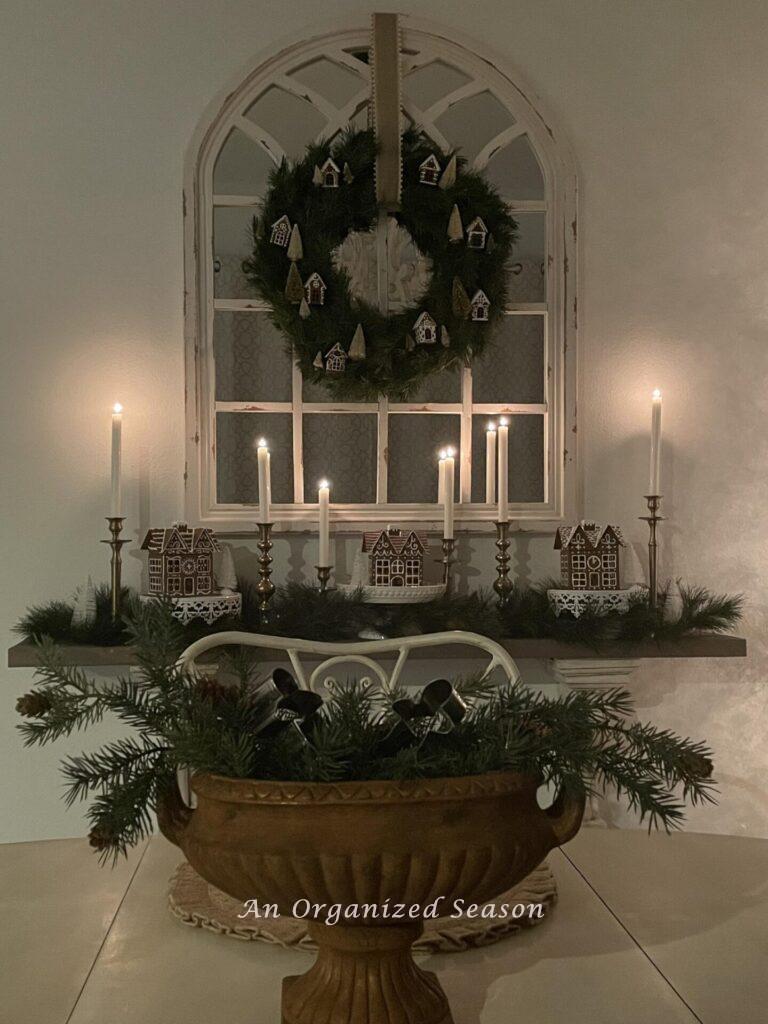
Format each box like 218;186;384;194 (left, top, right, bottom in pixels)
159;771;584;1024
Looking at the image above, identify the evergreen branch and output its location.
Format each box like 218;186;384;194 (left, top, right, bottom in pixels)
62;736;169;807
17;595;720;856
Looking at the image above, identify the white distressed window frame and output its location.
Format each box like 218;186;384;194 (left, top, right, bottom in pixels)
183;20;578;531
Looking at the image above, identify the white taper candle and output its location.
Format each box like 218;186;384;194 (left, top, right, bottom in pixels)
497;418;509;522
437;448;447;507
318;480;330;565
256;438;271;523
110;403;123;517
649;389;662;494
485;422;497;504
442;447;455;540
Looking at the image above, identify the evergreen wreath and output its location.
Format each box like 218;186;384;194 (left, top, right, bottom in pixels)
242;128;517;401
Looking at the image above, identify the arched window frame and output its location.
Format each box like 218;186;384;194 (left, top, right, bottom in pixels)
183;19;578;530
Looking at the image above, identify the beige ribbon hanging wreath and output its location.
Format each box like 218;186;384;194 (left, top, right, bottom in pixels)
168;860;557;954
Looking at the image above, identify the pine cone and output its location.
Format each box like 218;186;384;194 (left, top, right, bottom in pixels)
680;752;714;779
88;826;114;851
16;692;52;718
518;714;551;740
195;678;235;705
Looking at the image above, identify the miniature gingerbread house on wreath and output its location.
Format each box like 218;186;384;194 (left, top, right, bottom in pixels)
304;272;326;305
141;523;220;597
466;216;489;249
418;154;441;185
554;521;625;591
413;311;438;344
470;289;491;322
270;215;291;247
319;157;340;188
324;342;347;373
362;528;430;587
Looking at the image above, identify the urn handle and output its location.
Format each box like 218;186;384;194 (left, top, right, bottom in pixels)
157;775;194;848
545;785;586;846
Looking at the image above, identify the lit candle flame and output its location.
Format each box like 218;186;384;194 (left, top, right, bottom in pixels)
487;421;496;431
257;437;268;448
652;388;662;400
438;448;447;460
113;402;123;414
319;479;329;489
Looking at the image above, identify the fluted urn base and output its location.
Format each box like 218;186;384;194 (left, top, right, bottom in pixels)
159;771;584;1024
282;922;452;1024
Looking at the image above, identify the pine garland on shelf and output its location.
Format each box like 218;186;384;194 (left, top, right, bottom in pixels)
241;579;742;648
15;585;133;647
17;602;717;862
242;127;517;401
14;580;742;652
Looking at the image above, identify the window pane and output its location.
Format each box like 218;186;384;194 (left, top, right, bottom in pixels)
244;87;327;160
213;207;258;299
485;134;544;200
508;212;546;302
302;377;373;404
303;415;377;503
289;57;365;107
471;316;544;404
405;368;461;404
214;312;292;403
403;61;471;111
213;128;275;196
216;413;293;504
388;414;460;503
470;415;544;503
434;91;515;166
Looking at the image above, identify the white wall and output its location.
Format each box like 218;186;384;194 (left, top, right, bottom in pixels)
2;0;766;843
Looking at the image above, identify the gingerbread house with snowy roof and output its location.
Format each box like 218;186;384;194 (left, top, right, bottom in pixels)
418;154;442;185
141;523;220;597
319;157;340;188
362;527;430;587
554;521;625;591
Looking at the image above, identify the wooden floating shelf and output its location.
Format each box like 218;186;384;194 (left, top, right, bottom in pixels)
7;634;747;669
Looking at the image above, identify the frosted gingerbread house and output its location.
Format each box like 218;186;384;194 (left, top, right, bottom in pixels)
323;343;347;373
470;289;491;322
304;272;326;305
270;215;291;247
466;217;489;249
554;521;625;591
418;154;441;185
362;528;429;587
319;157;340;188
141;523;219;597
413;311;438;344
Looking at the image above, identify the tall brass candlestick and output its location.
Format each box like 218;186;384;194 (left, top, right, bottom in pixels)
255;522;276;622
640;495;664;610
101;517;128;622
493;521;514;606
441;538;456;596
315;565;332;594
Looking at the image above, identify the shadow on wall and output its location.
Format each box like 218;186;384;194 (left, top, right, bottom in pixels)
586;430;691;581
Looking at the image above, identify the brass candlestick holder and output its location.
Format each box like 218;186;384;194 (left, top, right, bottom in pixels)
315;565;332;594
640;495;664;610
255;522;276;623
441;537;457;595
494;520;514;606
101;517;128;622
